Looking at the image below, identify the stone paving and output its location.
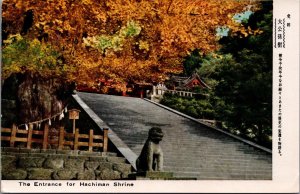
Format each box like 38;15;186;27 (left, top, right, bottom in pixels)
77;92;272;180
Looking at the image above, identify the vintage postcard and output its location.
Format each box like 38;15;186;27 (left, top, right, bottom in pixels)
1;0;299;193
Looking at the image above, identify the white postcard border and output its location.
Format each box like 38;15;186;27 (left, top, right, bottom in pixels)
1;0;299;193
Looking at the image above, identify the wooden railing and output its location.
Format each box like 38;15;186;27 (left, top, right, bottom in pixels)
1;124;109;152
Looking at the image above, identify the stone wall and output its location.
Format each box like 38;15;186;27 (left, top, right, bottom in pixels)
1;147;132;180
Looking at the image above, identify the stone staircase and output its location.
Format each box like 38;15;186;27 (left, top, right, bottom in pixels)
1;147;132;180
76;92;272;180
124;123;271;180
161;124;272;180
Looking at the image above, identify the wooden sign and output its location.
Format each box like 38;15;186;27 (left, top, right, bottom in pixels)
68;109;80;120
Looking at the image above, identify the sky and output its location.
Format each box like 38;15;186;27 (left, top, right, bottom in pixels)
216;10;253;37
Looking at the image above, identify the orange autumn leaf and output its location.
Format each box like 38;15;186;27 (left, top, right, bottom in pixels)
2;0;261;87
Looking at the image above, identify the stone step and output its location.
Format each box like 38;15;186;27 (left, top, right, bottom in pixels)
128;171;174;180
164;160;271;168
163;159;271;166
172;171;272;180
160;144;263;151
149;151;267;158
164;156;271;162
171;172;199;179
163;151;247;156
163;163;271;171
163;153;271;159
163;154;271;161
163;165;272;171
162;143;264;150
128;143;269;157
162;140;243;145
164;159;271;165
139;139;244;146
164;171;270;177
172;172;230;180
187;141;261;147
163;166;271;174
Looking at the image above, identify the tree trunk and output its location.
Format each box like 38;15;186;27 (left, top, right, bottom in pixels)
2;73;74;126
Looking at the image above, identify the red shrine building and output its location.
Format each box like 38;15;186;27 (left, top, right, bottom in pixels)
166;73;210;91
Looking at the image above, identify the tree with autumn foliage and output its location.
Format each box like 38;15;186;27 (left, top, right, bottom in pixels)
1;0;261;125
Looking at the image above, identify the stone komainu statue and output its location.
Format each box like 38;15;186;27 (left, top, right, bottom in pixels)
136;127;164;172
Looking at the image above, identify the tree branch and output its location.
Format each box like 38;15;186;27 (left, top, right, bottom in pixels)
166;0;174;14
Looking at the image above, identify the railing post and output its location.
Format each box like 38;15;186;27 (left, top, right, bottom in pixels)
74;128;79;150
27;124;33;149
58;127;64;150
10;124;17;147
103;128;108;152
42;123;49;150
88;129;93;152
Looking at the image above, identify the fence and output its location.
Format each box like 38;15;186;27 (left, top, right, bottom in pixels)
152;86;195;98
165;90;194;97
1;124;108;152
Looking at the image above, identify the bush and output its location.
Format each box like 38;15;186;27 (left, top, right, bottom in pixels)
160;94;215;119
